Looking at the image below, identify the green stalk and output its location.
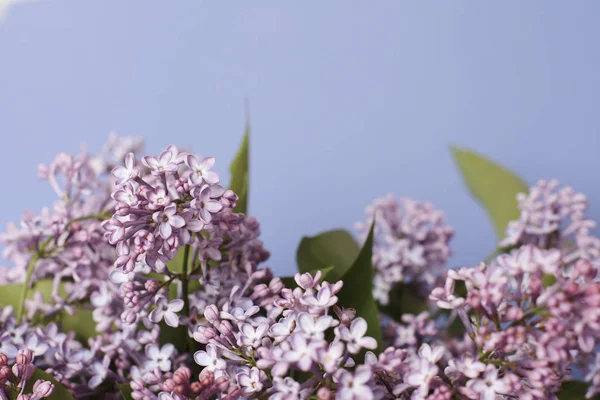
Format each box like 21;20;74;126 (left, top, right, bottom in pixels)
16;254;39;323
182;245;191;317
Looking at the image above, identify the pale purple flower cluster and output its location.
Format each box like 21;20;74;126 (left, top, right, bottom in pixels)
356;195;453;305
178;270;379;399
502;179;600;268
429;246;600;398
5;140;600;399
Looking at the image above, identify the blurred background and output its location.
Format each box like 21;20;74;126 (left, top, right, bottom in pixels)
1;1;599;275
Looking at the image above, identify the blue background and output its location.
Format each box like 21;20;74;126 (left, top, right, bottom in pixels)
1;1;599;275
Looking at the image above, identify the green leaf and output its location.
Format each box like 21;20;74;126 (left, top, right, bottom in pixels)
451;147;528;240
557;380;595;399
24;368;75;400
229;124;250;214
117;383;134;400
542;273;557;288
336;223;382;360
379;283;428;323
0;280;97;342
296;229;360;283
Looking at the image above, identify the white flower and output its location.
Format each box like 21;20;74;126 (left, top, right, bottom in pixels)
337;365;373;400
89;355;111;388
297;312;333;340
336;318;377;354
468;365;508;400
194;344;226;372
149;296;184;328
144;344;174;372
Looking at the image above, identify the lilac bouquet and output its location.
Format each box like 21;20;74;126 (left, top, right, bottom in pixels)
1;130;599;400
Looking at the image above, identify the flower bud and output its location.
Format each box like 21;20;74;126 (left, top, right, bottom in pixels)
161;378;176;392
190;381;202;394
317;387;333;400
16;349;33;366
218;320;234;337
0;365;12;380
173;367;191;384
192;326;217;344
144;280;159;293
0;353;8;366
33;379;55;397
215;376;229;392
204;305;220;325
121;309;137;324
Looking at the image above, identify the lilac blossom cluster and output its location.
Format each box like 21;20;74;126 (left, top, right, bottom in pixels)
356;195;453;305
3;137;600;400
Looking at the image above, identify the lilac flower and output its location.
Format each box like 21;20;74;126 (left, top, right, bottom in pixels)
336;365;373;400
336;317;377;354
194;344;226;372
88;355;111;388
153;205;186;239
237;367;264;395
296;312;333;340
467;366;509;400
144;344;174;372
142;150;177;175
283;334;316;372
149;296;184;327
186;155;219;185
192;185;224;223
112;153;138;186
404;358;439;397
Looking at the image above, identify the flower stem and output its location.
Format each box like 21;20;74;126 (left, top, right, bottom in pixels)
16;253;39;323
182;244;191;317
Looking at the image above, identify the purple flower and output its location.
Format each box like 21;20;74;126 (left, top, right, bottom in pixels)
336;317;377;354
142;150;178;175
144;344;174;372
337;365;373;400
186;155;219;185
149;296;184;327
153;204;186;239
112;153;138;186
194;344;226;372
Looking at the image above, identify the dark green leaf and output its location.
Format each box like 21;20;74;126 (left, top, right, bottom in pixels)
229;125;250;214
337;223;382;360
280;276;297;288
296;229;359;283
379;283;428;323
24;368;75;400
117;383;134;399
451;147;528;240
159;322;190;354
557;380;595;399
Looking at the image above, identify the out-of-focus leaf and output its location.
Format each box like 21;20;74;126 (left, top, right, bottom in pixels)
117;383;133;400
379;283;428;323
542;273;557;288
166;246;191;274
229;125;250;214
557;380;596;399
296;229;359;283
337;223;382;360
0;280;97;342
451;147;528;240
159;321;190;354
24;368;75;400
